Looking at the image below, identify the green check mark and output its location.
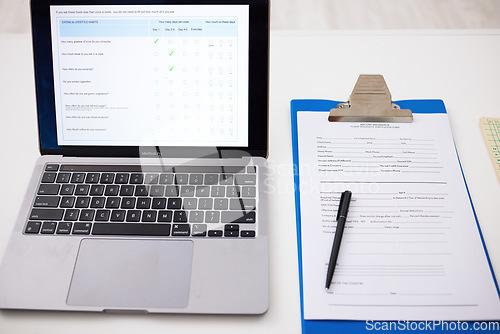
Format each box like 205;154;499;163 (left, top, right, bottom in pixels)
169;66;174;71
169;50;174;56
154;38;159;43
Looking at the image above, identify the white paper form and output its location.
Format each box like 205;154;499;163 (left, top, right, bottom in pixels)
296;111;500;320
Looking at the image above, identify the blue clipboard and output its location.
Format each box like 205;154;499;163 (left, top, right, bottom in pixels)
290;99;500;334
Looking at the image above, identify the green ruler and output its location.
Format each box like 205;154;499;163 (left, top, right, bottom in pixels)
480;117;500;182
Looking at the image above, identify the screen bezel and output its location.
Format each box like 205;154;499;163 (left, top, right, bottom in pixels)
31;0;269;158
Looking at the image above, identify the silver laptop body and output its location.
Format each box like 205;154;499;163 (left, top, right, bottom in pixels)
0;0;269;314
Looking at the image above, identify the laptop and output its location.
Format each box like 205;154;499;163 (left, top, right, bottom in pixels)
0;0;269;314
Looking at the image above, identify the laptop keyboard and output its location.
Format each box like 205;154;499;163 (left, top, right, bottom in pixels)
25;164;258;238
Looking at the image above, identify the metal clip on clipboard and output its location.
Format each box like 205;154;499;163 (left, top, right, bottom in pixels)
328;74;413;123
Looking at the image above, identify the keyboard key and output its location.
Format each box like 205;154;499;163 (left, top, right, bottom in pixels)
226;186;240;197
90;197;105;208
115;173;129;184
159;173;174;184
182;198;197;209
174;174;189;185
41;172;57;183
192;224;207;236
235;174;256;185
135;185;149;196
241;230;256;237
225;224;239;231
38;184;60;195
136;197;151;209
64;209;80;221
121;197;136;209
104;185;119;196
142;210;157;222
93;223;171;236
165;185;179;197
247;166;256;173
56;222;72;234
130;173;143;184
152;198;167;209
222;211;256;223
145;174;159;184
204;174;219;185
25;221;41;234
189;211;204;223
126;210;141;222
119;185;134;196
150;185;165;197
172;223;190;236
167;198;182;209
45;164;59;171
90;184;105;196
195;186;210;197
219;174;233;185
41;222;57;234
56;173;71;183
180;186;195;197
71;173;86;183
189;174;203;185
80;209;95;221
241;186;256;198
60;196;76;208
100;173;115;184
214;198;228;210
205;211;220;223
224;230;239;237
211;186;225;197
110;210;126;222
158;210;173;222
85;173;100;183
74;185;90;195
208;230;223;237
34;196;60;207
95;210;110;221
73;223;92;235
198;198;213;210
30;208;64;220
173;211;188;222
105;197;121;209
59;184;75;195
230;198;256;211
75;197;91;208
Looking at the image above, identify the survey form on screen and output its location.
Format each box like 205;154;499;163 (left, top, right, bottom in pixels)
296;111;500;321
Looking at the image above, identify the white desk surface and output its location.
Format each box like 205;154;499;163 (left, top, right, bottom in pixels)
1;30;499;333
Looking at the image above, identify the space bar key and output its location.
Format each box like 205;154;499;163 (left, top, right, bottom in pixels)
92;223;171;236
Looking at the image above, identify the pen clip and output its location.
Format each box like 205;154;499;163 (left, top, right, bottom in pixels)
336;192;346;221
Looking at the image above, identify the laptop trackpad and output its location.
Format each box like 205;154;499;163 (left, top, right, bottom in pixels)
67;239;193;309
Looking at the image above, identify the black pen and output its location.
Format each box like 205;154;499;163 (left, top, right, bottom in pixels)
325;190;352;290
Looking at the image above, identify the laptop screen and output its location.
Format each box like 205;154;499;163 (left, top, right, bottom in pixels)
49;5;249;147
31;0;268;157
